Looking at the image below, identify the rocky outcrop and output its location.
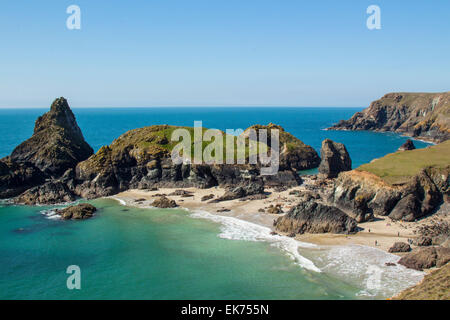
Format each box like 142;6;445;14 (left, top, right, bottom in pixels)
152;196;178;208
398;247;450;271
318;139;352;179
15;181;76;205
328;92;450;143
10;97;93;177
0;98;93;205
388;242;411;253
274;201;357;235
242;123;320;171
398;139;416;151
57;203;97;220
74;124;315;199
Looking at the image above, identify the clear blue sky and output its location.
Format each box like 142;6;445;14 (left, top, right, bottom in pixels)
1;0;449;108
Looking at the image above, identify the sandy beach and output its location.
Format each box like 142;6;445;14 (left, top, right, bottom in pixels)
115;183;448;255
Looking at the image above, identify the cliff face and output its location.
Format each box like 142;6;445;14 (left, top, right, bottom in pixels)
328;92;450;143
329;141;450;222
74;123;318;199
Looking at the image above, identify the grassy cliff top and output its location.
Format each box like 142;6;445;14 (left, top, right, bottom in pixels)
357;140;450;184
393;263;450;300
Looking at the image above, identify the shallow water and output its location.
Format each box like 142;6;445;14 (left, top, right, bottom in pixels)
0;199;423;299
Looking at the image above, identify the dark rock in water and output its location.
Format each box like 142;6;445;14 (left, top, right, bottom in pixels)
398;139;416;151
398;246;450;271
318;139;352;179
10;97;93;177
216;208;231;212
388;242;411;253
214;182;264;202
327;92;450;144
152;196;177;208
14;181;76;205
201;194;215;202
57;203;96;220
274;201;357;235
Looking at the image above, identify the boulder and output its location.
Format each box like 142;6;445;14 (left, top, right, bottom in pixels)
57;203;96;220
388;242;411;253
214;182;264;202
398;246;450;271
318;139;352;179
201;194;215;202
274;201;357;235
398;139;416;151
152;196;178;208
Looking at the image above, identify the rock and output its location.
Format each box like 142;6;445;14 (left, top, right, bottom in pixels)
414;236;433;247
266;204;283;214
10;97;93;176
274;201;357;235
398;139;416;151
398;246;450;271
258;208;265;213
318;139;352;179
270;231;279;236
14;181;76;205
214;182;265;202
201;194;215;202
388;242;411;253
0;159;45;198
152;196;177;208
242;123;320;171
385;262;397;267
57;203;96;220
168;189;192;196
216;208;231;212
327;92;450;144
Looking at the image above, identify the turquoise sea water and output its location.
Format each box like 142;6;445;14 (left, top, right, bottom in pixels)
0;107;428;299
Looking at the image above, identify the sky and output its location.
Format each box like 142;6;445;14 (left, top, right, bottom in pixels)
0;0;449;108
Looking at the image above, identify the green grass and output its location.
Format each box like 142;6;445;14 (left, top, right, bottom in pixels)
357;140;450;184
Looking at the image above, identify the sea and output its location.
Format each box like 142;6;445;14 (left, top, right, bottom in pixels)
0;107;428;299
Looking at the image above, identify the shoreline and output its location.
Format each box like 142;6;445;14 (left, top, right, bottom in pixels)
115;185;422;253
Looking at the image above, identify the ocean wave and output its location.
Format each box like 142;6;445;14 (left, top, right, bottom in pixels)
190;210;321;273
40;209;61;220
313;244;424;298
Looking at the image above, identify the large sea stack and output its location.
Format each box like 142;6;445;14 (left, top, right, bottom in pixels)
0;97;93;202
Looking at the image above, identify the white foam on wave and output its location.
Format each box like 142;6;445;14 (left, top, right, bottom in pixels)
110;196;127;206
40;209;61;220
190;210;321;273
312;244;424;297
